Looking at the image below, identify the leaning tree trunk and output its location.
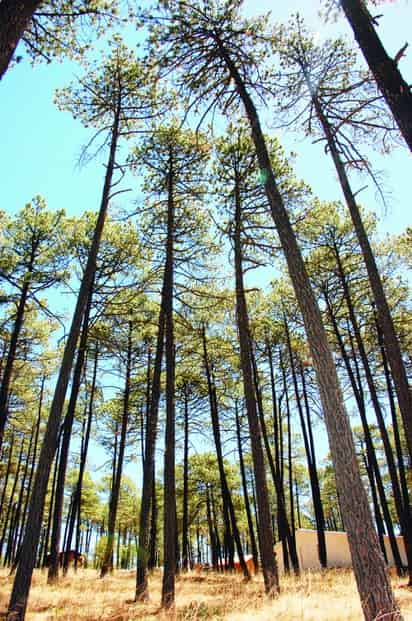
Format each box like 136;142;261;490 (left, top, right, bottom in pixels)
339;0;412;151
251;346;299;575
323;289;403;572
0;0;42;81
48;291;92;584
333;244;412;578
214;36;401;621
7;98;121;621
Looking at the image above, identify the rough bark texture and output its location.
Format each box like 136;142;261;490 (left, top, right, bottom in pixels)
340;0;412;151
0;0;42;81
215;37;400;621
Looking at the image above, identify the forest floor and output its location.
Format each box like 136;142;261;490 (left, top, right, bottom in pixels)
1;567;412;621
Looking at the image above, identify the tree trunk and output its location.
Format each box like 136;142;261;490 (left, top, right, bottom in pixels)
324;288;404;573
0;0;42;80
7;97;121;621
235;402;259;573
101;323;132;578
202;329;250;579
232;162;279;595
63;344;98;575
135;309;165;600
339;0;412;151
48;291;92;583
214;36;400;620
161;156;176;610
181;385;190;572
306;77;412;463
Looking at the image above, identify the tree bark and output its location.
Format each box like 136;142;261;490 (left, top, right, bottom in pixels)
214;36;400;620
0;0;42;81
339;0;412;151
48;291;92;583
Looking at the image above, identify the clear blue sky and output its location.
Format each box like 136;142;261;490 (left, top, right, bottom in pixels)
0;1;410;239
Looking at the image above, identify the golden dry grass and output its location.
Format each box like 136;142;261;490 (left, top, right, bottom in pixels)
0;567;411;621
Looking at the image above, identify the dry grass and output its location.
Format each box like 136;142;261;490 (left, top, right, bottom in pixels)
0;568;411;621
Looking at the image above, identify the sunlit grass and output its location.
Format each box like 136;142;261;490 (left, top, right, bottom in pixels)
0;567;411;620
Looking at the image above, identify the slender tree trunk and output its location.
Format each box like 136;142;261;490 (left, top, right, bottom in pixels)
251;345;299;575
7;98;121;621
0;432;15;525
48;292;92;583
0;436;24;562
235;403;259;573
324;289;404;574
339;0;412;151
101;324;132;577
181;385;190;572
215;37;399;620
202;330;250;579
135;309;165;600
333;246;411;576
232;164;278;595
161;157;176;610
148;470;157;571
63;345;98;575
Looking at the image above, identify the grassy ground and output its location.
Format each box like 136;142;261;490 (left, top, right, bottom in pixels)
0;568;412;621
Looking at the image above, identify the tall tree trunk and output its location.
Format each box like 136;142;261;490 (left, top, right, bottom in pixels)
181;385;190;572
48;291;92;583
202;330;250;579
251;345;299;575
339;0;412;151
333;245;411;577
63;345;98;575
323;288;404;574
161;156;177;610
0;436;24;562
135;309;165;600
284;319;326;568
214;36;399;620
232;163;278;595
101;324;132;577
235;402;259;573
0;0;42;80
7;98;121;621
